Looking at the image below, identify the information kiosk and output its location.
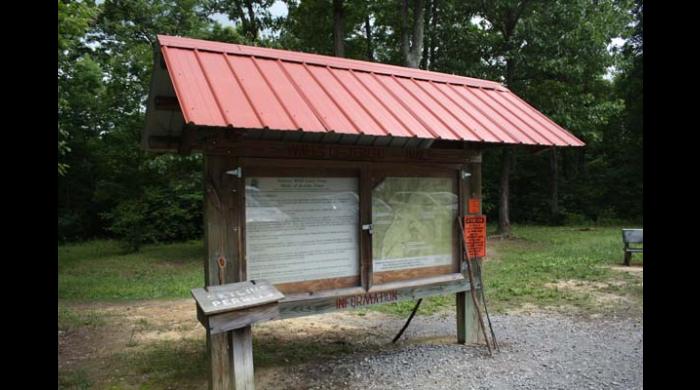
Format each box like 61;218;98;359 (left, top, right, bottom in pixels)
143;35;584;389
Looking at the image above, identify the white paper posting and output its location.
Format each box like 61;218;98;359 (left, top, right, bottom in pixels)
246;177;360;284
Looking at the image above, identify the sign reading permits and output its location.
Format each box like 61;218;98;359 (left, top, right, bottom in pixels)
192;280;285;316
464;215;487;258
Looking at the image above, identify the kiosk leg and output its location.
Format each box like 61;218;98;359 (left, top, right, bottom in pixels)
456;291;480;344
208;330;232;390
231;326;255;389
207;326;255;390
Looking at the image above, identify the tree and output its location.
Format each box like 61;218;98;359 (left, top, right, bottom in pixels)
514;0;632;223
279;0;376;60
58;0;100;176
333;0;345;56
58;0;222;244
400;0;425;68
476;0;537;235
475;0;632;230
594;0;642;221
204;0;277;42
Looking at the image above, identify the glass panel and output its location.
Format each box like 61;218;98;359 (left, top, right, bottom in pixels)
246;177;360;285
372;177;457;272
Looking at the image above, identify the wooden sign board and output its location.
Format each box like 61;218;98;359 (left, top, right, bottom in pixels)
205;303;281;334
464;215;486;258
192;280;285;316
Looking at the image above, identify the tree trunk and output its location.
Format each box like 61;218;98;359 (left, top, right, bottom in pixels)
420;0;431;69
333;0;345;57
497;54;516;236
364;15;373;60
400;0;425;68
487;0;532;237
429;0;437;67
497;147;513;236
578;148;586;177
549;147;560;221
244;0;258;41
561;148;569;179
400;0;410;61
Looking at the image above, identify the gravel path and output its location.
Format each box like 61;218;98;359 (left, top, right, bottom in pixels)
264;311;642;390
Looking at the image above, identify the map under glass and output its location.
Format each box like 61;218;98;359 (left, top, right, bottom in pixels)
372;177;457;272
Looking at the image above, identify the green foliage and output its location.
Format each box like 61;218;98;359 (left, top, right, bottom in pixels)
278;0;377;60
203;0;277;42
474;0;640;225
101;179;203;251
58;0;100;176
58;0;214;244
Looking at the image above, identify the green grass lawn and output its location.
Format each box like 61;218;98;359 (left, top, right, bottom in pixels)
58;225;642;314
480;224;642;312
58;240;204;301
369;225;642;316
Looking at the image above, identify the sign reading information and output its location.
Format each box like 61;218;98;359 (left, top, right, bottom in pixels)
192;280;285;315
464;215;486;258
245;177;360;284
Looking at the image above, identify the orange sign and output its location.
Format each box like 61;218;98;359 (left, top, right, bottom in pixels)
464;215;486;258
468;198;481;214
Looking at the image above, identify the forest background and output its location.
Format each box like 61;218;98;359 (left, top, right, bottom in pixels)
58;0;643;250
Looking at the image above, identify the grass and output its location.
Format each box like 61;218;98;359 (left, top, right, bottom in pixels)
58;225;642;313
112;339;208;389
58;306;107;331
59;239;204;300
482;224;642;313
58;368;92;390
364;224;642;316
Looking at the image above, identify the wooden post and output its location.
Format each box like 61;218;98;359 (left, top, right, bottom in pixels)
204;152;254;390
457;155;483;344
231;327;254;389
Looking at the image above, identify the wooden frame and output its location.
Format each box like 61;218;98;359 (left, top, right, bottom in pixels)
240;155;467;298
369;169;461;285
242;163;363;295
200;135;482;390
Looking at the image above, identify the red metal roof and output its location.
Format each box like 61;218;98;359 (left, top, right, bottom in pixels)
156;35;584;147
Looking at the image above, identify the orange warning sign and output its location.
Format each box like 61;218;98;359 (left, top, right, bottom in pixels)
468;198;481;214
464;215;486;258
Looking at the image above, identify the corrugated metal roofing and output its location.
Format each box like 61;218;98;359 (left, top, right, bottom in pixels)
155;35;584;147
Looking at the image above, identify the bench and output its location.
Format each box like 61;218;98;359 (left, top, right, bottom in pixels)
622;228;643;266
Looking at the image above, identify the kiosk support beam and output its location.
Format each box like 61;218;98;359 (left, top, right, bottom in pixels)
457;158;484;345
204;152;254;389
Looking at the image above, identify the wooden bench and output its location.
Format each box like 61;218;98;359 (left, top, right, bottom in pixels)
622;228;643;266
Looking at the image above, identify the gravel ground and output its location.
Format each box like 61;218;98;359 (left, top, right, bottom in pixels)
263;311;642;390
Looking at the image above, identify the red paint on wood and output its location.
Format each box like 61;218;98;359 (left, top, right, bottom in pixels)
335;290;399;309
